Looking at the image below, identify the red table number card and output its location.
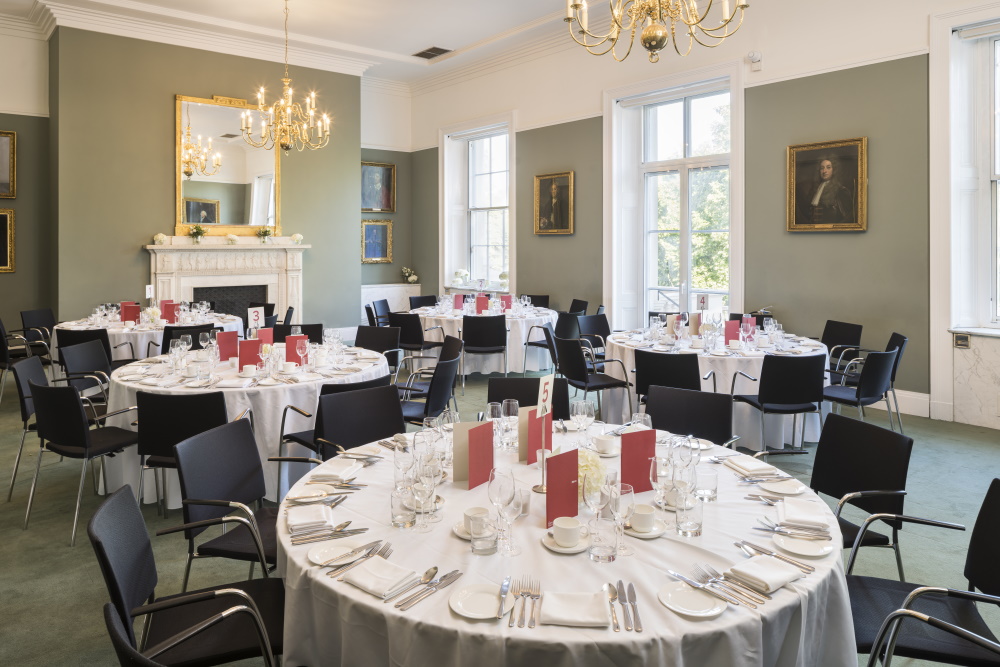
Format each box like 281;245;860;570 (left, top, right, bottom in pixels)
217;331;238;361
545;449;579;528
500;295;512;310
120;303;140;323
452;422;494;490
475;296;489;314
238;339;262;370
724;320;740;344
620;429;656;493
161;302;178;324
285;335;308;363
257;328;274;345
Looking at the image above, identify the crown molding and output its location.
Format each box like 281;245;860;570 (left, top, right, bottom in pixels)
0;9;47;40
361;77;412;99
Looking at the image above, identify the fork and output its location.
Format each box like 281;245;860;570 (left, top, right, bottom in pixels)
528;579;541;628
693;565;765;606
517;577;534;628
702;563;771;602
690;566;757;608
507;578;522;628
331;542;392;579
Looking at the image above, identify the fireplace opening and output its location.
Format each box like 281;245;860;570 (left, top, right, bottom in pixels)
193;285;268;318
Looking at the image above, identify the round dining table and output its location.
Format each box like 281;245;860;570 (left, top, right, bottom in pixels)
601;334;831;451
277;431;856;667
413;307;558;375
103;347;390;506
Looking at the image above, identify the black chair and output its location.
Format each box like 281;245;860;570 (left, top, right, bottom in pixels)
282;306;294;325
577;314;613;361
372;299;392;326
172;420;276;591
154;324;219;356
60;340;114;413
263;315;278;329
397;335;463;406
633;349;713;402
135;391;229;516
520;294;550;308
522;323;558;376
644;386;738;447
409;295;438;309
24;381;138;545
248;302;276;318
90;487;282;667
459;315;508;394
355;325;403;371
831;332;909;433
273;323;323;343
732;354;826;450
554;336;632;419
19;307;57;357
568;299;589;314
596;305;606;315
1;316;37;406
401;356;460;424
388;312;444;356
819;319;863;372
315;385;406;455
487;377;571;421
56;328;135;371
823;350;898;429
845;480;1000;666
364;305;378;327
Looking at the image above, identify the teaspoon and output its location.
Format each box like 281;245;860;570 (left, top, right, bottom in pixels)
384;566;438;603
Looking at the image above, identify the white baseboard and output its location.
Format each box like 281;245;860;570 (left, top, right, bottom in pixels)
859;389;930;419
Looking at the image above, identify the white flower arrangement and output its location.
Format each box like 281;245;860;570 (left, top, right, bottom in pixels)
578;448;607;504
453;269;470;286
144;306;161;321
290;233;304;245
153;233;167;245
498;271;509;281
401;267;419;284
225;234;238;245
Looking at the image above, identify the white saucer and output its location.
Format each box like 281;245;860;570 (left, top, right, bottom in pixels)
773;534;835;558
307;539;366;567
238;372;256;379
257;377;281;386
540;532;591;554
759;479;807;496
449;584;516;620
624;519;668;539
286;484;336;504
452;521;471;540
657;582;727;619
597;447;620;458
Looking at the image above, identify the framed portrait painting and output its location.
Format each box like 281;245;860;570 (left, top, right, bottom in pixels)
361;162;396;213
534;171;574;235
0;131;14;199
183;197;220;225
361;220;393;264
0;209;13;272
787;137;867;232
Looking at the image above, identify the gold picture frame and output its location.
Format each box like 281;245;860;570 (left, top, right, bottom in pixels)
0;131;15;199
361;219;393;264
183;197;220;225
361;161;396;213
533;171;574;235
787;137;867;232
0;209;14;272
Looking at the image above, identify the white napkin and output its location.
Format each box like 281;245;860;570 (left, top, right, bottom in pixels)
778;497;830;530
119;374;146;382
740;350;766;358
539;592;610;627
286;504;333;534
140;377;172;386
392;433;411;446
342;557;418;598
311;459;361;482
217;378;253;388
729;555;803;593
724;454;778;477
293;372;324;382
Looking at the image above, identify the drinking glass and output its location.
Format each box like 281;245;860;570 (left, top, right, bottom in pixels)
411;467;437;534
582;472;609;519
487;468;515;541
296;339;309;366
178;335;193;354
501;399;519;451
199;331;211;349
418;454;443;524
630;412;653;430
676;493;703;537
650;456;673;518
498;488;523;556
470;516;498;555
608;482;635;556
588;518;617;563
291;325;302;336
486;402;503;448
695;468;718;502
571;400;595;446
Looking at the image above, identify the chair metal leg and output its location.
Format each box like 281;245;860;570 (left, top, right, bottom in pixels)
461;353;465;396
70;459;90;546
7;427;28;502
758;411;766;452
521;344;529;376
181;552;195;593
857;405;864;422
159;468;168;518
91;454;100;494
24;444;44;529
800;411;808;448
892;528;905;581
791;414;797;450
0;368;7;407
503;350;508;377
249;562;256;579
891;387;904;434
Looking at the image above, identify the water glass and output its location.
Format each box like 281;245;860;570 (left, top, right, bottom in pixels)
290;325;302;336
501;399;519;450
695;468;718;502
608;482;635;556
588;518;618;563
470;516;498;555
390;488;416;528
486;401;503;447
676;494;703;537
630;412;653;430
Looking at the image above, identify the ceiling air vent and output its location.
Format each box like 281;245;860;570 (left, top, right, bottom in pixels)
412;46;452;60
219;133;239;139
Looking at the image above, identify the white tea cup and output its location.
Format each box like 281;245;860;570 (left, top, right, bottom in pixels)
757;334;770;346
463;507;490;535
593;434;617;455
240;365;256;377
630;504;656;533
282;361;298;374
123;321;135;330
183;366;198;378
552;516;588;548
157;319;168;327
691;338;705;349
728;339;742;350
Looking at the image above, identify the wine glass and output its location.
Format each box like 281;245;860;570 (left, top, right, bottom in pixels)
608;482;635;556
571;400;595;445
498;487;523;556
178;334;193;355
501;399;519;450
296;339;309;367
487;468;515;541
199;331;211;349
582;472;609;519
631;412;652;430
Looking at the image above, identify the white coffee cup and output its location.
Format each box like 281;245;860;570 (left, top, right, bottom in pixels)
282;361;298;374
728;339;742;350
241;365;256;377
463;507;490;535
183;366;198;378
552;516;588;548
593;434;617;455
123;321;135;329
757;334;770;346
157;319;168;327
691;338;705;349
630;504;656;533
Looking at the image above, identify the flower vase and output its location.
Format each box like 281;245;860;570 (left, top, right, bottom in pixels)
192;236;201;245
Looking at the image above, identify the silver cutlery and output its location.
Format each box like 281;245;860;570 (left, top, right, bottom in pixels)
334;542;392;579
626;583;642;633
517;578;534;628
736;541;815;573
667;570;742;607
605;584;620;632
317;540;382;568
745;495;778;506
286;491;351;502
508;578;522;628
752;526;831;541
759;516;829;534
385;566;437;603
528;579;541;629
616;580;633;631
702;563;771;602
691;566;759;608
746;493;783;503
290;530;371;546
398;571;463;611
394;570;453;608
289;518;351;537
496;576;512;620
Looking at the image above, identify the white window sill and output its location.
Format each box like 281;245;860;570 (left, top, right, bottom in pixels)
949;327;1000;339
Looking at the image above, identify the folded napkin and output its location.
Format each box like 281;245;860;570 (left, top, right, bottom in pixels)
286;504;333;534
740;350;766;358
392;433;412;447
539;592;610;627
140;376;173;386
257;377;281;386
729;555;803;594
342;557;418;597
288;373;324;383
118;374;146;382
723;454;778;477
311;459;362;482
778;497;830;530
217;378;253;388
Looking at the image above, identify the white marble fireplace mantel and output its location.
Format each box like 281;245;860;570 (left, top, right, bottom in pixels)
145;239;310;319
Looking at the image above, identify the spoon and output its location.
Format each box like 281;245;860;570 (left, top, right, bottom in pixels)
384;566;438;603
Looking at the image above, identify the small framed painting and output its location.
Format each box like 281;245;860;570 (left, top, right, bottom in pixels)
0;209;14;272
534;171;574;235
361;161;396;212
361;219;393;264
183;197;220;225
787;137;867;232
0;131;14;199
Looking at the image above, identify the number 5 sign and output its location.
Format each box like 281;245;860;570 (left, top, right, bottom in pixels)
536;374;554;417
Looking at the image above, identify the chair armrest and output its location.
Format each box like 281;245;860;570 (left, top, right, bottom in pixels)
279;404;312;441
721;435;740;449
847;513;965;574
600;357;631;384
232;408;254;432
268;456;323;466
315;437;345;454
147;340;162;357
871;607;1000;667
164;509;269;575
835;490;906;517
99;405;138;422
731;370;758;395
142;604;274;667
702;369;717;393
752;449;809;459
113;341;136;358
181;498;261;541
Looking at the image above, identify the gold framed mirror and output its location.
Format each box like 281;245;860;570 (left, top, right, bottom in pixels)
175;94;281;236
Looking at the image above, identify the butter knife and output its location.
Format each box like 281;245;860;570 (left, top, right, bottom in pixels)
317;540;381;568
739;540;815;573
496;576;512;620
626;583;642;633
616;580;632;631
399;571;463;611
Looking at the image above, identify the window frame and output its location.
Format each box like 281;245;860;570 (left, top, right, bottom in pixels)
467;133;510;284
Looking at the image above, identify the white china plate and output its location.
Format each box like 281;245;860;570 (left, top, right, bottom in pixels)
449;584;516;620
307;539;366;567
540;532;591;554
352;444;383;457
257;377;281;386
286;484;336;504
238;372;256;379
759;479;807;496
452;521;471;541
624;519;668;539
772;534;835;558
709;351;730;357
657;582;727;619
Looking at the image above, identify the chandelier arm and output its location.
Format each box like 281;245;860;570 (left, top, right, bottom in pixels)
671;24;695;57
611;20;639;62
696;9;746;36
566;22;616;50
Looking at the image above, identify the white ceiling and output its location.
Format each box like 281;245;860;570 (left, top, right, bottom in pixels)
0;0;568;82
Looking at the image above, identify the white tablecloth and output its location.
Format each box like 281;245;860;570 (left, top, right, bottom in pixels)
103;350;389;506
414;308;558;375
602;336;830;451
277;433;855;667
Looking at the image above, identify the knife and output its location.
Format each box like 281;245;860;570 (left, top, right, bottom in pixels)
739;540;815;573
399;571;463;611
496;576;512;620
626;583;642;633
317;540;381;568
667;570;743;607
616;580;633;631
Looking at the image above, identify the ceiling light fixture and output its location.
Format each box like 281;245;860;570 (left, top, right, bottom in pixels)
180;103;221;180
565;0;749;63
242;0;330;153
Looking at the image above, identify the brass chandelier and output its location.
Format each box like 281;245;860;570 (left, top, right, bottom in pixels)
241;0;330;153
565;0;749;63
180;103;221;180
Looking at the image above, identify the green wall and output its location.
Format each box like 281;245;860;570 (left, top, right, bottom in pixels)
0;112;52;328
360;148;412;284
411;147;439;296
515;117;603;313
745;56;929;393
50;28;361;327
